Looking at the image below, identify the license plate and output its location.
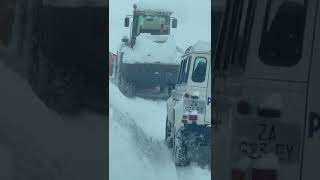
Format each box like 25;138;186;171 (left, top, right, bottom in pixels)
184;105;204;113
184;100;205;113
232;118;301;163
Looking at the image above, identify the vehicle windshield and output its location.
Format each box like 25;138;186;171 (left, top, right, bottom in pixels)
137;14;170;35
191;57;207;83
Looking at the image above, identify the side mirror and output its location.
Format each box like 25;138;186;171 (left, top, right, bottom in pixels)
124;17;129;27
172;18;177;28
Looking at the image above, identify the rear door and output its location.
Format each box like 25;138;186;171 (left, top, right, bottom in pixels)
167;57;188;123
213;0;316;180
301;1;320;179
234;0;315;180
205;56;211;124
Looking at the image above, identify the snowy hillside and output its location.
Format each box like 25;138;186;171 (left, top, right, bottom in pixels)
109;81;210;180
109;0;211;53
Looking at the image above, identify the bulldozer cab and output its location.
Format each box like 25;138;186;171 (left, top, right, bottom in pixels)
213;0;320;180
130;11;173;41
135;13;170;35
124;3;177;47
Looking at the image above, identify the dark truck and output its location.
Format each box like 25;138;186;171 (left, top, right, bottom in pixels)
111;2;181;99
2;0;108;114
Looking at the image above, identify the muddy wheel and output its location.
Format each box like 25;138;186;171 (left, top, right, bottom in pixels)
119;76;135;97
165;115;173;148
173;129;189;166
28;48;83;113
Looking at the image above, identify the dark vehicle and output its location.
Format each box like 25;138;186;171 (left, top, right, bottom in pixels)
112;2;181;99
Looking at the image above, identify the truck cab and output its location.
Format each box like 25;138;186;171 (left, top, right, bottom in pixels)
213;0;320;180
165;41;211;166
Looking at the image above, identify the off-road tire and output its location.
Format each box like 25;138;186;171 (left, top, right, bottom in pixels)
119;76;136;97
165;115;173;148
173;129;189;166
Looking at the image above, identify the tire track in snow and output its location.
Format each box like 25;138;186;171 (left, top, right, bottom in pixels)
110;105;173;166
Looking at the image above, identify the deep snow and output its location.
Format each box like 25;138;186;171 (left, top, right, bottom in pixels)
123;33;180;64
109;81;210;180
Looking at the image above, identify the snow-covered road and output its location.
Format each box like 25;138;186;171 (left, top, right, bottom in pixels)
109;81;211;180
0;58;210;180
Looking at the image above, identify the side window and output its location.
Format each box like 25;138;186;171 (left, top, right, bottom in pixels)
191;57;207;83
183;57;191;83
180;58;188;84
259;0;306;67
177;59;186;84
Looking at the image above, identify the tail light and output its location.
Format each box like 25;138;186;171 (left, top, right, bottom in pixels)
181;114;188;123
181;119;188;124
189;114;197;121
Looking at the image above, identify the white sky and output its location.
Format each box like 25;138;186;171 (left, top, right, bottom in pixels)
109;0;211;54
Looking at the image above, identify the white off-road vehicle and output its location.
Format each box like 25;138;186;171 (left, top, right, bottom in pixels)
165;41;211;166
213;0;320;180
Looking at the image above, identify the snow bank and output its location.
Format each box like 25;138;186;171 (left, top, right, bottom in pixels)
109;107;179;180
122;33;181;64
134;2;173;13
109;81;167;140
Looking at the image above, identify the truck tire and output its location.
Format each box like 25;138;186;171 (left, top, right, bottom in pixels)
28;48;83;113
165;115;173;148
173;129;189;166
160;85;169;98
119;76;135;97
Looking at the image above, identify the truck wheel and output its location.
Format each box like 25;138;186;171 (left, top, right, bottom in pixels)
173;129;189;166
119;76;135;97
28;48;83;113
125;83;136;97
165;115;173;148
160;85;169;96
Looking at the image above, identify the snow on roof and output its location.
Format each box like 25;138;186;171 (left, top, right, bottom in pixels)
122;33;181;64
134;2;173;13
188;40;211;54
